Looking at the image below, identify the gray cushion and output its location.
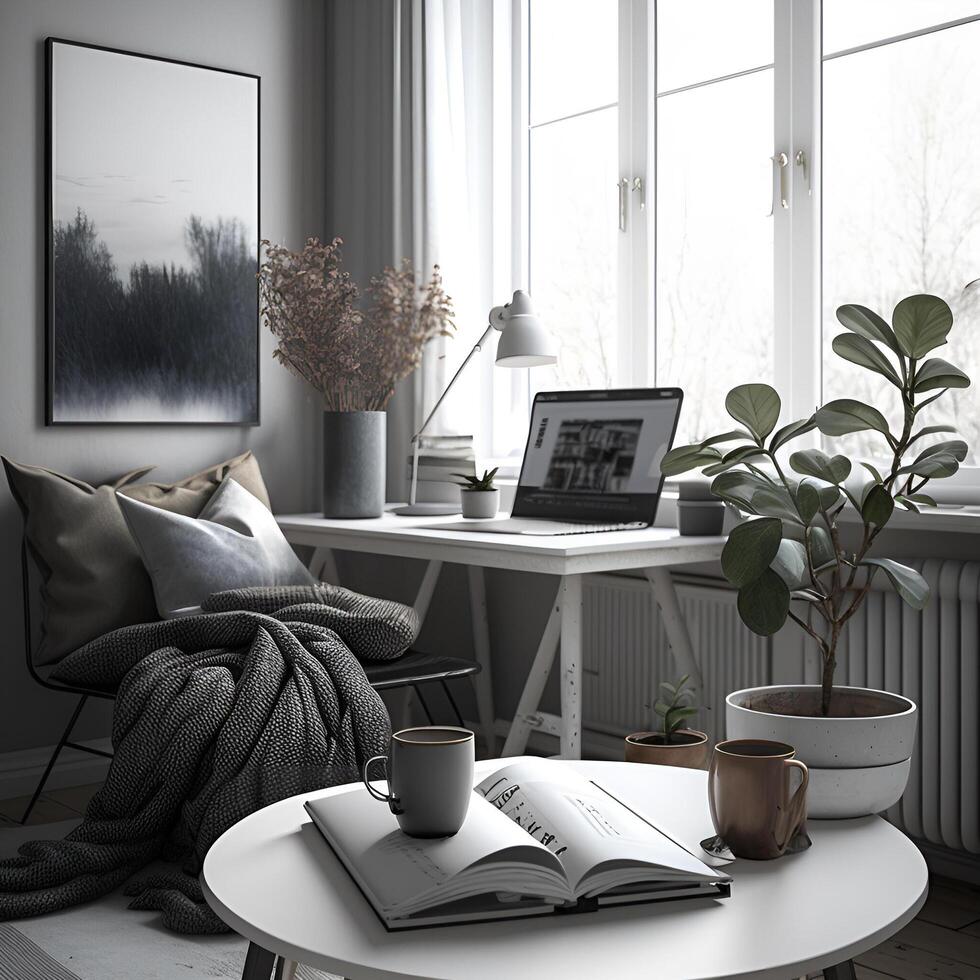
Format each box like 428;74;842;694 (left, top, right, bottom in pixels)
3;451;271;664
118;478;314;618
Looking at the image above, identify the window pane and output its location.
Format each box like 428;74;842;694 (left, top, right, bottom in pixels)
656;0;773;93
824;0;980;55
529;107;619;392
529;0;618;125
823;23;980;464
656;70;774;443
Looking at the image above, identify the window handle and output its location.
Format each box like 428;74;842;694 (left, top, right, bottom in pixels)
631;176;645;210
767;151;789;216
617;177;628;231
795;149;811;195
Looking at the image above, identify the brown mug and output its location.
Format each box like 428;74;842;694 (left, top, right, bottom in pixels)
708;739;809;860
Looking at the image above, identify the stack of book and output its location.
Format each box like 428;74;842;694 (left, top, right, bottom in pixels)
408;434;476;503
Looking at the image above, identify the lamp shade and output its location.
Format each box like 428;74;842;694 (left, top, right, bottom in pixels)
493;290;558;367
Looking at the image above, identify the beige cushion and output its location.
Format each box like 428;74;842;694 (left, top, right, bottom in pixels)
3;451;270;665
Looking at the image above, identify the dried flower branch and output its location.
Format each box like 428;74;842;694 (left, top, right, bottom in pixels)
257;237;456;411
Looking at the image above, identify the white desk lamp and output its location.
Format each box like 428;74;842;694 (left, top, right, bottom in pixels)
395;290;557;517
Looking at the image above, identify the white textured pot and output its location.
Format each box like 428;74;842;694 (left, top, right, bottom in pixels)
460;489;499;519
806;759;912;819
725;685;917;819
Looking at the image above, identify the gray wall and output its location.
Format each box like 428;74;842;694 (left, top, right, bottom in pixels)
0;0;326;753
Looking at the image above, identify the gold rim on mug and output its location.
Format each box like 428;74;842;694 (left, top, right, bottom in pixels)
392;726;475;746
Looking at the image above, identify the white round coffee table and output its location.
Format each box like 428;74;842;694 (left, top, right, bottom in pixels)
202;758;927;980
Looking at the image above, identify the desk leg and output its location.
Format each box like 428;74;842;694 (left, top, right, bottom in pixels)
644;567;704;698
240;942;275;979
467;566;498;756
413;560;443;623
309;547;339;585
824;961;856;980
502;585;562;757
559;575;583;760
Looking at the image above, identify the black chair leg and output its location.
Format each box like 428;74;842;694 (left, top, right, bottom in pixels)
21;695;87;825
440;680;466;728
413;685;435;724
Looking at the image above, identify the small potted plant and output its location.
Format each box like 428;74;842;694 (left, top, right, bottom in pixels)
625;675;708;769
661;293;971;816
454;468;500;519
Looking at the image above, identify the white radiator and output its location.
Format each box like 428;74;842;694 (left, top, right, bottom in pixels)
582;574;770;745
820;559;980;855
584;563;980;857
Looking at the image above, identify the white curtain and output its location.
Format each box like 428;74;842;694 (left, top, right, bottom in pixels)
327;0;513;501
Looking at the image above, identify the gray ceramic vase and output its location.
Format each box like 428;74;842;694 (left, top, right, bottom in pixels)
322;411;386;519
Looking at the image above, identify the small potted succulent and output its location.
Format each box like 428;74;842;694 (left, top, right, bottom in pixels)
625;675;708;769
661;293;971;816
454;468;500;519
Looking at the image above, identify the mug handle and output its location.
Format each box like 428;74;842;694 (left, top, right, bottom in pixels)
363;755;394;804
778;758;809;849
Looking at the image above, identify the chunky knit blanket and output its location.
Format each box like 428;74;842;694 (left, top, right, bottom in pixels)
0;584;416;933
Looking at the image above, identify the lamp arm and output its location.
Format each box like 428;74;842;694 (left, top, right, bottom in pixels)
411;322;496;443
408;322;495;507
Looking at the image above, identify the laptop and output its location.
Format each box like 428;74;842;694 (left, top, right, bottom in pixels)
438;387;683;536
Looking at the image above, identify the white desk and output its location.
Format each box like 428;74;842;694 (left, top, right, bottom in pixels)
278;509;724;758
202;759;929;980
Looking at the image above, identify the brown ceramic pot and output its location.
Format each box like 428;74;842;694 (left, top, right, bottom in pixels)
708;738;809;860
624;730;709;769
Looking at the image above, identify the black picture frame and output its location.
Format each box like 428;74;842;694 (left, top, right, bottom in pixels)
45;37;261;426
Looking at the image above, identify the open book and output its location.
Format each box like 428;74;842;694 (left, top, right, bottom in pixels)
304;759;731;930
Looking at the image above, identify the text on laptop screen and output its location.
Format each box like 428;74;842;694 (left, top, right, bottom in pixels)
512;390;682;524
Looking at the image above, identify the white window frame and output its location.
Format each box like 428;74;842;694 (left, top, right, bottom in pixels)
507;0;980;489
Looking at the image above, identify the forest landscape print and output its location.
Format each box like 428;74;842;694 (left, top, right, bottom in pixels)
47;40;259;423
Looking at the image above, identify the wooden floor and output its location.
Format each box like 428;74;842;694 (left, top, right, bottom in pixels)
0;784;978;978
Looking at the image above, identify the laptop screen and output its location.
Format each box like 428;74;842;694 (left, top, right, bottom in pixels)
511;388;683;524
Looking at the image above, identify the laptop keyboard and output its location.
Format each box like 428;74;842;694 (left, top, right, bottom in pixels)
457;518;647;536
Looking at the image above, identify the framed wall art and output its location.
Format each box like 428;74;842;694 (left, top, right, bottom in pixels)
46;38;260;424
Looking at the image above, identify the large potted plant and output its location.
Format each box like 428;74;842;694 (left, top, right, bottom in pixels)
258;237;455;518
662;294;970;817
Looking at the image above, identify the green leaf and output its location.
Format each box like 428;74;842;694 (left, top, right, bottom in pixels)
721;517;783;588
701;445;770;476
896;497;920;513
860;461;884;483
892;294;953;358
807;525;837;571
795;480;820;524
789;448;852;484
710;471;773;511
898;452;962;479
700;429;754;448
908;492;938;507
836;303;902;354
861;484;895;528
831;333;903;387
737;569;791;636
750;485;805;524
814;399;891;437
661;444;722;477
771;539;808;590
861;558;930;610
769;417;816;452
725;384;781;441
916;440;968;462
908;425;957;447
913;357;971;392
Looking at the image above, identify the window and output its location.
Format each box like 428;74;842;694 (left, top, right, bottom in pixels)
503;1;980;483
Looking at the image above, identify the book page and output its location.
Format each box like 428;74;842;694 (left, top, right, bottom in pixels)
306;784;570;918
475;760;724;897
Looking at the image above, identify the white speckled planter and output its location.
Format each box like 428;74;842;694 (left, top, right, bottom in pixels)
725;685;917;819
806;759;912;819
